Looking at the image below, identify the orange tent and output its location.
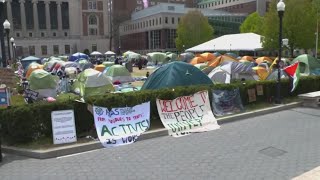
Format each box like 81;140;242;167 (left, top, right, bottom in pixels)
190;57;206;65
255;56;273;64
26;64;43;79
200;53;216;62
241;56;254;61
207;55;237;67
94;64;106;72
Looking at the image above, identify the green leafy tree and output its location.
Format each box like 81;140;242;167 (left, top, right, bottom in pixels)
262;0;316;57
240;12;264;34
175;10;214;52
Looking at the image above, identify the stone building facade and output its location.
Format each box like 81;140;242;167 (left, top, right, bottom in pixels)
1;0;110;58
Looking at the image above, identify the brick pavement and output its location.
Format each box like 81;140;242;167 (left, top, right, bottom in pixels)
1;107;320;180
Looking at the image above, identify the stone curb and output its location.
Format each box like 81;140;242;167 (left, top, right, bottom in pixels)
1;101;302;159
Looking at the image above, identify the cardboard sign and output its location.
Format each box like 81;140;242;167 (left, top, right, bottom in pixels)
93;102;150;147
156;91;220;137
212;89;244;116
51;110;77;144
24;89;39;100
256;85;264;96
248;88;257;102
0;88;10;107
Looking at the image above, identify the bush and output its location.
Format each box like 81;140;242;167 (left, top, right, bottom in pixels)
1;76;320;144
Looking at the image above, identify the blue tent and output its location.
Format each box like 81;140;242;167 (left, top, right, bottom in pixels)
69;52;89;61
141;61;213;90
21;56;41;69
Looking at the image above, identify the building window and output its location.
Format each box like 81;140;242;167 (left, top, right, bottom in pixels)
65;45;70;54
150;30;160;49
172;17;174;24
165;17;168;24
41;32;45;37
16;33;20;37
88;15;98;35
29;46;35;56
29;32;32;37
159;17;161;24
92;44;97;52
41;45;47;55
53;32;56;36
153;19;154;26
64;32;68;36
25;0;34;29
167;29;177;48
88;0;97;10
50;2;58;29
62;2;70;29
53;45;59;55
37;1;46;29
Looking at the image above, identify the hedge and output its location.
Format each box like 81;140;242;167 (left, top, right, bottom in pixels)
0;76;320;145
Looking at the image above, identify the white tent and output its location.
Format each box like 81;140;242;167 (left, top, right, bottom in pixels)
186;33;263;52
105;51;116;55
90;51;102;56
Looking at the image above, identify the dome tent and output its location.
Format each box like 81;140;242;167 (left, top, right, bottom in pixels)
72;69;114;98
104;65;134;83
291;54;320;75
141;61;213;90
28;69;59;99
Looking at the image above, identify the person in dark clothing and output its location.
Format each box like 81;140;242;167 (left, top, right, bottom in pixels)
115;58;119;64
138;59;143;70
146;71;150;78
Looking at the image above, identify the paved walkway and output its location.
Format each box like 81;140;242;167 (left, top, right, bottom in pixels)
1;107;320;180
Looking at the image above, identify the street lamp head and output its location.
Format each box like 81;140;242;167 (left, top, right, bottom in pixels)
3;19;10;30
10;37;14;43
13;43;16;47
277;0;285;12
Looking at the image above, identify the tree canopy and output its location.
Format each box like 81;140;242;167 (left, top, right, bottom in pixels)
240;12;264;34
175;10;214;52
262;0;317;57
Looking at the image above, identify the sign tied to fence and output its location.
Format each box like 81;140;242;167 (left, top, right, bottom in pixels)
51;110;77;145
211;89;244;116
156;90;220;137
93;102;150;147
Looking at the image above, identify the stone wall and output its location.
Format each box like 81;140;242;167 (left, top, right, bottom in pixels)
0;68;16;88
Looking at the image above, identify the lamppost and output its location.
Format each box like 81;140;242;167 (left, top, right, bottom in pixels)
182;45;185;53
3;19;11;62
0;0;7;67
13;42;16;62
10;37;14;62
276;0;285;104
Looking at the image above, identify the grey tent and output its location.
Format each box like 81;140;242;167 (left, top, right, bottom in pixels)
266;69;289;80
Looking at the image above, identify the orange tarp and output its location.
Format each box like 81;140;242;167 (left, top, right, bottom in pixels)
207;55;237;67
26;64;43;79
200;53;216;62
190;57;206;65
253;66;270;80
255;56;273;64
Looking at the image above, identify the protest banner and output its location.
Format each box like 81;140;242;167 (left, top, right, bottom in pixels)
51;110;77;144
256;84;264;96
212;89;244;116
156;91;220;137
93;102;150;147
248;88;257;102
0;87;10;108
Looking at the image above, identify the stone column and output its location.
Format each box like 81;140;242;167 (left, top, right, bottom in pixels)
57;1;62;36
45;1;50;31
6;0;13;29
32;0;39;36
19;0;26;37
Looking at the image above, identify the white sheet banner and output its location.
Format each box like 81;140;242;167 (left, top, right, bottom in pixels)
156;90;220;137
93;102;150;147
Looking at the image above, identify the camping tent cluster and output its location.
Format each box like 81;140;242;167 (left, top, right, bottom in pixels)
17;49;320;103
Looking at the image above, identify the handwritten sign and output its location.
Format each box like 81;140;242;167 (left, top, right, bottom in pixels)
93;102;150;147
156;91;220;137
0;88;10;107
212;89;244;116
51;110;77;144
256;85;264;96
24;89;39;101
248;88;257;102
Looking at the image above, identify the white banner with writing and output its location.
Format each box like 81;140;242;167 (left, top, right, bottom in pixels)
156;91;220;137
93;102;150;147
51;110;77;144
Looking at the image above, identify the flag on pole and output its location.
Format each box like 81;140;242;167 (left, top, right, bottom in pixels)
283;62;300;92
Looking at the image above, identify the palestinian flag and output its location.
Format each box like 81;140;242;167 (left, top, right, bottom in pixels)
284;62;300;92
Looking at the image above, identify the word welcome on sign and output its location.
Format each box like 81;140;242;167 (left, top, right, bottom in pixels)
93;102;150;147
157;91;220;137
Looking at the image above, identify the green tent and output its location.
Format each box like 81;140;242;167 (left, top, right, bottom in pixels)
141;61;213;90
104;65;134;83
29;69;58;90
292;54;320;75
102;61;115;67
72;68;114;97
147;52;169;64
123;51;135;58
